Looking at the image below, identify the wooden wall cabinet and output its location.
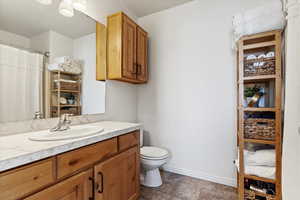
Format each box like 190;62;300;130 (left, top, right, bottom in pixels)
0;131;140;200
107;12;148;84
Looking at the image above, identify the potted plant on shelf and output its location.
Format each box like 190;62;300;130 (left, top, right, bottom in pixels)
244;85;265;107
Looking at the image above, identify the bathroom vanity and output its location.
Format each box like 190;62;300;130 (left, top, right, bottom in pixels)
0;121;141;200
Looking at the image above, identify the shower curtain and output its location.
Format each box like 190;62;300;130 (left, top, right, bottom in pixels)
0;44;44;122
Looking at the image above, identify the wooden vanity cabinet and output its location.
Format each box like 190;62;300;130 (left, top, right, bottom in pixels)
94;147;139;200
0;131;140;200
107;12;148;84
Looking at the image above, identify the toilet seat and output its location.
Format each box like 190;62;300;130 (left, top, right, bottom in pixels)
141;146;169;160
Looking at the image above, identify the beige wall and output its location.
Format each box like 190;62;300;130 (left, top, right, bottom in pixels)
282;1;300;199
137;0;275;187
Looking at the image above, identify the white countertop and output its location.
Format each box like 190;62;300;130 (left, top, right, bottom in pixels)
0;121;141;172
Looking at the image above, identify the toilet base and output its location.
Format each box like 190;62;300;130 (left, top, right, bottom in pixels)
141;168;162;187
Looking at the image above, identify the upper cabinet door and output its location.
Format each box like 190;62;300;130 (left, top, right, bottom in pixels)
94;147;140;200
136;27;148;83
122;15;137;80
107;12;148;84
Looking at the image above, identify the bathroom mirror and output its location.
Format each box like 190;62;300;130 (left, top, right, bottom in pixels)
0;0;106;123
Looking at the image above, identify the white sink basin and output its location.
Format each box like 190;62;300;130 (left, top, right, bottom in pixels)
29;125;104;141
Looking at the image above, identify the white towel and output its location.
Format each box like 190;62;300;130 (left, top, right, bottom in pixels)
232;0;285;49
235;160;275;180
47;63;62;71
54;56;71;64
245;149;275;167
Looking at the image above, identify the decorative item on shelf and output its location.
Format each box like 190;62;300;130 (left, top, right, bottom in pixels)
66;94;76;105
60;97;68;105
244;85;265;107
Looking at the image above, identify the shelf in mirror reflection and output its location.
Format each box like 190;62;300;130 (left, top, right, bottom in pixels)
51;105;81;107
240;107;277;112
0;0;106;123
52;89;80;93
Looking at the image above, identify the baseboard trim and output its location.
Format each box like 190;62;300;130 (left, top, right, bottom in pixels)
162;165;237;187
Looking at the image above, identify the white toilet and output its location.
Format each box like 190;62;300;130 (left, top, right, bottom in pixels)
140;146;169;187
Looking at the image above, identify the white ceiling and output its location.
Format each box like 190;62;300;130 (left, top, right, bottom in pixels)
122;0;193;17
0;0;95;39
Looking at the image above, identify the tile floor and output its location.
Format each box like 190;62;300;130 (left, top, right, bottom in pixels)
140;171;237;200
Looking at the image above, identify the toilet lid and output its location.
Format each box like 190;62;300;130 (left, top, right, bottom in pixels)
141;146;169;159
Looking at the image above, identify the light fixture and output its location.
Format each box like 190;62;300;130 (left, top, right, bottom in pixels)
59;0;74;17
73;0;87;12
36;0;52;5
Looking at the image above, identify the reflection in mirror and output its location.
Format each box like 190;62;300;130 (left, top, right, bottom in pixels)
0;0;105;123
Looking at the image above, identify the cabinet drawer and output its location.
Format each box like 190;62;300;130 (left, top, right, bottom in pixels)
25;169;93;200
0;158;55;200
118;131;139;152
57;138;118;179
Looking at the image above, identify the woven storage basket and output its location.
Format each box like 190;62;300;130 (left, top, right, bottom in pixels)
245;190;275;200
244;190;255;200
244;118;275;140
244;61;275;77
52;108;78;117
54;81;79;91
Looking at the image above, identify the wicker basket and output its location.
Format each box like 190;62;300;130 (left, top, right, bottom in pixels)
51;108;79;117
266;196;276;200
244;61;275;77
244;118;275;141
244;190;256;200
54;81;79;91
244;190;276;200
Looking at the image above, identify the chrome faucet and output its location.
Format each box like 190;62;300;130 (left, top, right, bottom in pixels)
50;114;73;132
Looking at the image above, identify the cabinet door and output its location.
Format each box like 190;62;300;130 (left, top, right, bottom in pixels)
122;15;137;80
136;27;148;82
94;147;140;200
25;169;93;200
123;147;140;200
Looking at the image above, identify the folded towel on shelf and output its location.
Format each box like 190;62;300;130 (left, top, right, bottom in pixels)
54;56;71;64
232;0;285;49
235;159;275;180
53;79;77;83
245;149;275;167
48;58;82;74
47;63;62;71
